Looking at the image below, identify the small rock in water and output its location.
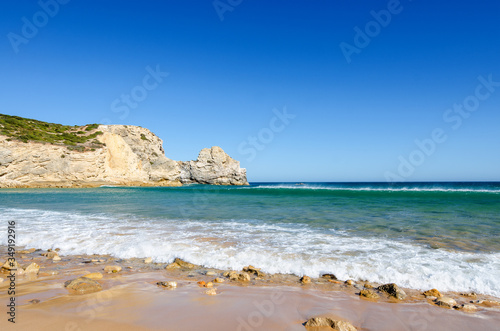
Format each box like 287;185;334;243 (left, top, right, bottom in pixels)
460;292;477;297
457;303;477;312
65;277;102;294
24;262;40;274
213;277;225;283
206;282;214;288
197;281;206;287
45;252;58;259
225;271;250;282
206;271;217;276
2;260;21;270
166;262;181;270
205;288;217;296
363;283;373;289
301;276;312;284
173;258;195;269
434;297;457;308
304;316;357;331
243;265;265;277
144;257;153;264
377;283;407;300
423;289;442;298
104;265;122;273
28;299;41;304
239;272;251;282
157;281;177;289
52;255;61;261
321;273;338;280
84;272;103;280
345;279;355;286
359;289;379;299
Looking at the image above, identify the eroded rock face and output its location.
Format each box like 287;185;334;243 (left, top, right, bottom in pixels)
0;125;247;187
178;146;248;185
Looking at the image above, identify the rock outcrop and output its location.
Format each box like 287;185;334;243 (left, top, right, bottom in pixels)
178;146;248;185
0;124;248;188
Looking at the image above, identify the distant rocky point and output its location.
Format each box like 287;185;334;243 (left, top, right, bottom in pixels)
0;114;248;188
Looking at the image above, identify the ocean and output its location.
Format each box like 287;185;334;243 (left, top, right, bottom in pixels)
1;182;499;297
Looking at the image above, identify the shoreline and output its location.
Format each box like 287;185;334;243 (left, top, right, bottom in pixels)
1;246;499;330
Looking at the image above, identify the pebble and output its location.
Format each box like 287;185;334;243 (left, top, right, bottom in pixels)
304;317;357;331
423;289;442;298
205;288;217;296
104;265;122;273
345;279;355;286
359;289;379;299
300;276;312;284
434;297;457;308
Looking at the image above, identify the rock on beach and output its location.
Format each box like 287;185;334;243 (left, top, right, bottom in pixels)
304;317;357;331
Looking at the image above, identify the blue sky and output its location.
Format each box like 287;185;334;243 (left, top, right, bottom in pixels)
1;0;499;182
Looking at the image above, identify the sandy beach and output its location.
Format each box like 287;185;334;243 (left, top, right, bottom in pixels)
2;248;499;331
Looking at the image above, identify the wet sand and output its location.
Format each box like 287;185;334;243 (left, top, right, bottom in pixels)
1;249;500;330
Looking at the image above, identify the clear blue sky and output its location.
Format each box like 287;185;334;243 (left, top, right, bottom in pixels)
1;0;499;182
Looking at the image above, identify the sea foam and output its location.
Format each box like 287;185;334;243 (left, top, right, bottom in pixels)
2;207;499;297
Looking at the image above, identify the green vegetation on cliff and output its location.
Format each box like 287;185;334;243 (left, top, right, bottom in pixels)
0;114;104;151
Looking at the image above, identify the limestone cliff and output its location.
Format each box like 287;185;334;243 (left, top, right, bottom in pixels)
0;124;248;188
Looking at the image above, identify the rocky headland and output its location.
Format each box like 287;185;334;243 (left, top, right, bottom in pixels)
0;114;248;188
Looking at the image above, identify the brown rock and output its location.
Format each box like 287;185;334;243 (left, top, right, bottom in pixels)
238;272;251;282
165;262;181;270
423;289;442;298
321;274;338;280
84;272;103;280
243;265;265;277
359;289;379;299
197;281;206;287
377;283;407;300
2;260;21;270
304;317;357;331
213;277;225;283
345;279;355;286
45;252;58;259
52;255;61;261
205;288;217;296
205;282;214;288
24;262;40;274
64;277;102;294
173;258;195;269
157;281;177;288
434;297;457;308
144;257;153;264
301;276;312;284
104;265;122;273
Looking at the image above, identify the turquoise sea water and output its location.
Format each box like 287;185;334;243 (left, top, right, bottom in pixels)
1;182;499;296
